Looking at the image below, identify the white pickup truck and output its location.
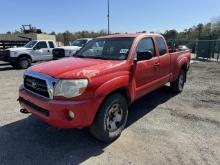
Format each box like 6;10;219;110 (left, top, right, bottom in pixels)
0;40;56;69
52;38;92;59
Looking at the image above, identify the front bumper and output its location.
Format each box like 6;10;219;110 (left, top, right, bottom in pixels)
0;50;16;63
18;85;102;128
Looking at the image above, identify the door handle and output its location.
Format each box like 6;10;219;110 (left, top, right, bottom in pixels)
48;50;50;52
154;62;160;66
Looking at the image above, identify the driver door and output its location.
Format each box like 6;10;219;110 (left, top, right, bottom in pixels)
134;37;160;98
33;41;51;61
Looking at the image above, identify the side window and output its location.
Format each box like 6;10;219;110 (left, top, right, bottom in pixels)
156;37;167;56
49;41;55;48
36;42;48;49
136;38;155;56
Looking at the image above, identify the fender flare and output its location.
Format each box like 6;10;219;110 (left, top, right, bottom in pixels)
94;76;130;99
17;54;32;62
172;57;189;81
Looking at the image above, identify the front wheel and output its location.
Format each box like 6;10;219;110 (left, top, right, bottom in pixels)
170;69;186;93
17;57;31;69
90;93;128;142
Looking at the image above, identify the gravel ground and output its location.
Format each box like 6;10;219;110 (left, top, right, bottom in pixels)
0;61;220;165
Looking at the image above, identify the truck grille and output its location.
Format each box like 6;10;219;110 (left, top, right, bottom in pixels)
53;48;65;59
24;75;49;98
0;50;10;60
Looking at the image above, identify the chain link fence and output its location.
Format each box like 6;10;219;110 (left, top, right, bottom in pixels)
170;40;220;62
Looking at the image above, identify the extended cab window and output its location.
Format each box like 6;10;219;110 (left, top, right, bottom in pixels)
156;37;167;56
49;41;55;48
137;38;155;56
36;42;48;49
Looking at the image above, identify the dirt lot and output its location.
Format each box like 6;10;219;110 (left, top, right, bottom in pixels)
0;61;220;165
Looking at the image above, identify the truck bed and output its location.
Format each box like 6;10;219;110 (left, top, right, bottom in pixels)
170;50;191;81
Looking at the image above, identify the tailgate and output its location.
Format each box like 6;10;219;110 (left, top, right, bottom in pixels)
52;48;65;59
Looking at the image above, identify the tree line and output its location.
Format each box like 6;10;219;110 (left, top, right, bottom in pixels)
54;18;220;44
53;30;108;45
164;17;220;40
5;16;220;44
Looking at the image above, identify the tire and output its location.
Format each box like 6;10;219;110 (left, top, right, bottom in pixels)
17;57;31;69
170;69;186;93
90;93;128;142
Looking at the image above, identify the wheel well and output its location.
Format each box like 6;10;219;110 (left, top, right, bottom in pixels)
17;54;32;62
181;63;188;71
181;64;188;82
91;87;131;125
103;87;131;106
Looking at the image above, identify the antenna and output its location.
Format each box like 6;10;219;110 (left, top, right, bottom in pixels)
107;0;110;35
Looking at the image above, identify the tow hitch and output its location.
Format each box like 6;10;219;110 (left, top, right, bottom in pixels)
20;109;30;114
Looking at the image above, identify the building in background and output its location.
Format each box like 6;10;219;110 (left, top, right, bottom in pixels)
0;33;56;50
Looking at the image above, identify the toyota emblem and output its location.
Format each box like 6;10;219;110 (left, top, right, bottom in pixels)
31;80;38;89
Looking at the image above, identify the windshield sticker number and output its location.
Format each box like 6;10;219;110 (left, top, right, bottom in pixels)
120;49;129;54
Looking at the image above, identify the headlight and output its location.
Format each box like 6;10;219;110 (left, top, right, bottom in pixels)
54;79;88;98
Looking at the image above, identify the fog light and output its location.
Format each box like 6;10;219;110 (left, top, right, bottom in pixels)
69;111;75;119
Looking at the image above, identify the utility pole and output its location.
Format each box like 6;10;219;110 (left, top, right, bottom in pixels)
107;0;110;35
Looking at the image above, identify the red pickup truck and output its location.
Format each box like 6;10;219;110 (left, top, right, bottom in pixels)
19;33;191;142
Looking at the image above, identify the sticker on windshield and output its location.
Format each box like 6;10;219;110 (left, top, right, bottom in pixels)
120;49;129;54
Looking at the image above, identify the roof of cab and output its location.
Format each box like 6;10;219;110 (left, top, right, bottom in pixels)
32;40;55;42
76;38;93;40
97;33;163;39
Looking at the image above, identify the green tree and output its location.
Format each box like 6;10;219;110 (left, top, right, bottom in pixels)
196;23;204;39
164;29;178;40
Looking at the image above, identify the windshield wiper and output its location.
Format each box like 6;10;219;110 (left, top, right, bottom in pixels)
74;54;86;58
74;55;118;60
87;56;110;60
74;55;108;60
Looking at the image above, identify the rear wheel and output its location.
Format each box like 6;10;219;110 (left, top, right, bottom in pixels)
170;69;186;93
90;93;128;142
17;57;31;69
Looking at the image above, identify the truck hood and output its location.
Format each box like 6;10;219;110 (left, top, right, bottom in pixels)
57;46;81;50
7;47;31;51
29;57;128;79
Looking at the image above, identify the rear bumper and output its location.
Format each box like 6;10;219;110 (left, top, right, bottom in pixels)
18;85;102;128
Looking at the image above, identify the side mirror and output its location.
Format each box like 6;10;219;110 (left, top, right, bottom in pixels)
33;46;40;50
136;50;153;61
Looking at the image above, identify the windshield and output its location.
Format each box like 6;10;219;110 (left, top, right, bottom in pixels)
76;38;134;60
24;41;37;48
71;40;88;47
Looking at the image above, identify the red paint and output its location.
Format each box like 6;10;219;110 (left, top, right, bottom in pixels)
19;33;191;128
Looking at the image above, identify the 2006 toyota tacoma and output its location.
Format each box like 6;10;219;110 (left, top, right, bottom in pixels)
18;33;191;142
